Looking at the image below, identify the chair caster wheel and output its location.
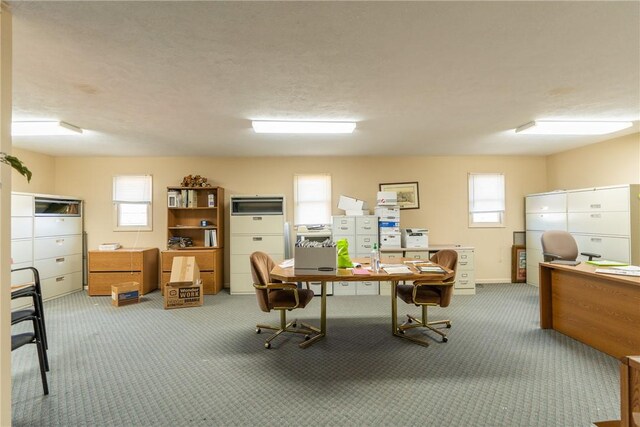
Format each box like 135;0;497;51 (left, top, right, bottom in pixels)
264;342;271;349
442;337;448;343
446;324;452;329
406;318;412;324
397;329;405;335
256;328;261;334
304;335;310;341
292;323;297;328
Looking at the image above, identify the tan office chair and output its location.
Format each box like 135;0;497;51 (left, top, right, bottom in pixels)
541;230;601;265
250;251;320;349
396;249;458;346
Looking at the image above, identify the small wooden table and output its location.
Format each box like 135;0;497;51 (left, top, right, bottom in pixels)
270;257;454;348
539;262;640;358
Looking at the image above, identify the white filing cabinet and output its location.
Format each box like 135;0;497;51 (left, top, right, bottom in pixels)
230;195;285;294
525;185;639;286
11;192;84;304
332;215;379;295
525;191;567;286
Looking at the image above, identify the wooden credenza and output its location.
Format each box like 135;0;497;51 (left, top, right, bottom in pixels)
88;248;159;296
161;249;223;294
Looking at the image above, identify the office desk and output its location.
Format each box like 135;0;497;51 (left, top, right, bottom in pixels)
539;262;640;358
270;258;454;348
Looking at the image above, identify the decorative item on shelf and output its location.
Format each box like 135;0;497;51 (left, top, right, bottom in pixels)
168;237;194;249
180;174;212;188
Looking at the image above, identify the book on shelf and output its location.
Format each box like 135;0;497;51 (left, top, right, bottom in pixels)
181;190;188;207
208;193;215;207
204;229;217;247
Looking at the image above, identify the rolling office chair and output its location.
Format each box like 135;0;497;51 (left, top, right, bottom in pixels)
541;230;601;266
250;251;320;349
396;249;458;347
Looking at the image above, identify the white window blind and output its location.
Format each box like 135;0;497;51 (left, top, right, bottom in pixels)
113;175;152;230
468;173;505;227
294;174;332;225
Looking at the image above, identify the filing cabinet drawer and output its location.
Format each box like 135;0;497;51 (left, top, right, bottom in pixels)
456;271;474;285
332;234;356;254
404;251;429;261
526;261;540;286
526;213;567;231
456;251;474;270
34;235;82;260
231;215;283;234
11;261;33;286
230;272;255;294
332;281;356;296
455;277;475;290
525;193;566;214
161;250;215;272
231;253;284;276
567;187;629;212
568;212;630;236
526;231;543;251
34;216;82;237
11;217;33;240
88;272;143;296
332;216;356;234
34;254;82;279
355;216;378;235
355;235;378;254
381;252;403;262
231;234;283;254
308;281;333;296
11;194;34;216
42;271;82;300
573;234;630;263
91;250;146;272
356;281;379;295
11;239;33;264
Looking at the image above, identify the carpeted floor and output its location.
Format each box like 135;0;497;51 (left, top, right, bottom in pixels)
11;283;619;426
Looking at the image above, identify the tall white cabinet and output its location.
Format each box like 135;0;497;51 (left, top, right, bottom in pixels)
11;192;84;302
230;195;286;294
525;184;639;286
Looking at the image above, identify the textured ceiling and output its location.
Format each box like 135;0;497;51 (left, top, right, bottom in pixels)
8;1;640;157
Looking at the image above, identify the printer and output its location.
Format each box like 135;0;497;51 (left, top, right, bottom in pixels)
401;228;429;248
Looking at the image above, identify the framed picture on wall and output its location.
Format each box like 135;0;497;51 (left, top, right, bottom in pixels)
379;181;420;209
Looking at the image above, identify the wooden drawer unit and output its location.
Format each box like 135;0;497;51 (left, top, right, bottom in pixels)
161;249;222;294
88;248;159;296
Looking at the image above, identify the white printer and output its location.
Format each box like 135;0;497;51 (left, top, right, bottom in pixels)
401;228;429;248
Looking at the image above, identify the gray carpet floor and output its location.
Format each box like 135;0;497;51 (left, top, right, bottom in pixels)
11;283;619;426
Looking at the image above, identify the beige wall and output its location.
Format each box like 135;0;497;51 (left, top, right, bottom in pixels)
11;147;56;194
48;155;547;283
546;132;640;190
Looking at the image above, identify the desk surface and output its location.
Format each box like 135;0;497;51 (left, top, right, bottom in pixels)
541;262;640;287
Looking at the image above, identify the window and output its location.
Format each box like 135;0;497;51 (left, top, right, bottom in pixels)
113;175;152;231
468;173;505;227
293;174;332;225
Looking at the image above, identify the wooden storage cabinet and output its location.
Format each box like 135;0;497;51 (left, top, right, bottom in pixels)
161;249;222;294
88;248;159;296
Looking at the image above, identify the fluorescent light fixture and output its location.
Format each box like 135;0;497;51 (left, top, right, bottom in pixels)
252;120;356;134
12;121;83;136
515;120;632;135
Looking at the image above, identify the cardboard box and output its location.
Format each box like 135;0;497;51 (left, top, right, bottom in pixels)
294;246;337;275
164;256;203;309
338;195;368;212
111;282;140;307
376;191;398;206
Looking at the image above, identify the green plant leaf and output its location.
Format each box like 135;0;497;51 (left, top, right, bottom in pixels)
1;152;32;182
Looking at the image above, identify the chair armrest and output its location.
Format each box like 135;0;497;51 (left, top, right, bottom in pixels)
265;282;298;290
543;252;562;261
580;252;601;261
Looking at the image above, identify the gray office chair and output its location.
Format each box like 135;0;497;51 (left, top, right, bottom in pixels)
541;230;601;265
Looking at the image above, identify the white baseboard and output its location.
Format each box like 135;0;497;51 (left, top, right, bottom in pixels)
475;278;512;284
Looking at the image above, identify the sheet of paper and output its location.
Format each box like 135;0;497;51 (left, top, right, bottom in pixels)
595;268;640;277
383;265;412;274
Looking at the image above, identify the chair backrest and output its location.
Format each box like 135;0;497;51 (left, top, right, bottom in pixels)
541;230;578;262
428;249;458;307
250;251;278;313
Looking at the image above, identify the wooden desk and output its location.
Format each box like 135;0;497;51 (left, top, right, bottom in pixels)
539;262;640;358
270;258;454;348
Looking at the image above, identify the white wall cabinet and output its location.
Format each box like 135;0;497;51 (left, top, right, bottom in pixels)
525;184;639;286
11;192;84;305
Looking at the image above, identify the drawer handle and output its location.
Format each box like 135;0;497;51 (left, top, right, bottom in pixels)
252;237;263;241
56;276;65;282
590;238;602;243
461;273;468;278
252;217;263;221
363;245;371;249
461;255;467;259
56;218;65;223
56;239;64;245
590;204;601;209
590;213;601;218
56;257;65;263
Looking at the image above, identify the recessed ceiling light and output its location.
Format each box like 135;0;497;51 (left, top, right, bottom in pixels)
12;121;83;136
252;120;356;134
515;120;633;135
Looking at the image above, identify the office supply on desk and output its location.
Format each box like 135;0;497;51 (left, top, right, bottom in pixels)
383;265;412;274
417;265;446;274
396;250;458;346
251;252;320;349
595;268;640;277
587;260;629;266
352;268;370;275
